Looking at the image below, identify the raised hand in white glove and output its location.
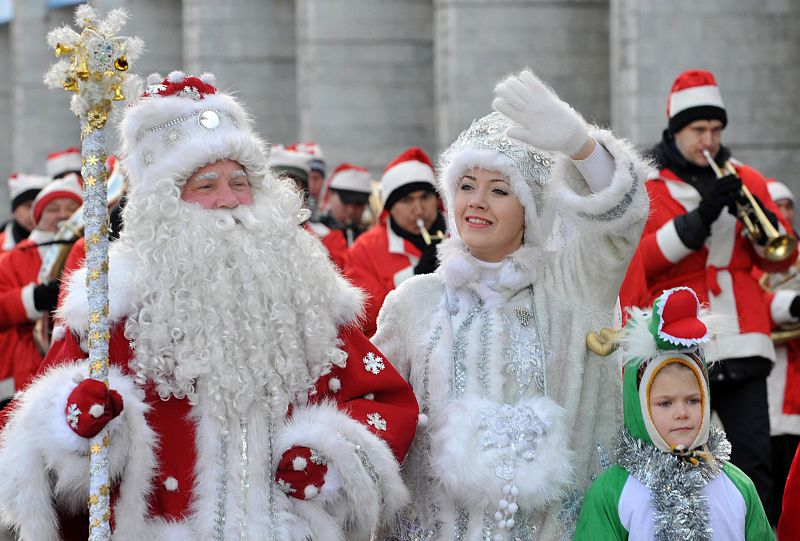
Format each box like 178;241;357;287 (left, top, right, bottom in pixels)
492;69;590;158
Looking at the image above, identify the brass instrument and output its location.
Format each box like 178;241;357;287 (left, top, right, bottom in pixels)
703;149;796;262
759;262;800;345
416;218;445;246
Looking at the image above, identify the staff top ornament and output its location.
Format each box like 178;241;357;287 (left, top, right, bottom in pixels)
43;4;143;121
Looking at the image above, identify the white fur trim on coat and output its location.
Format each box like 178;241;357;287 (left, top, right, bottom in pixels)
547;127;650;234
275;402;408;538
0;362;156;541
429;395;573;512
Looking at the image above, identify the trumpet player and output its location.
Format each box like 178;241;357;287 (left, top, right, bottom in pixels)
346;147;446;336
629;69;797;522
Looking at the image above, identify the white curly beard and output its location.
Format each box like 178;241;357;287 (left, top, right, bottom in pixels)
118;178;350;426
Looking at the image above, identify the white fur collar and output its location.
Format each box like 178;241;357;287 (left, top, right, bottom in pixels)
437;237;542;309
57;247;365;336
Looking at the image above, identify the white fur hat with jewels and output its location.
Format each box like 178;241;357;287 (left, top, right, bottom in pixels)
438;112;555;248
119;71;269;199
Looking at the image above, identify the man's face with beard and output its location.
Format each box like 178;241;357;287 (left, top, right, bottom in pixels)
181;159;253;209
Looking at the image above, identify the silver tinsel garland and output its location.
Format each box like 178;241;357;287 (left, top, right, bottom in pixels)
615;424;732;541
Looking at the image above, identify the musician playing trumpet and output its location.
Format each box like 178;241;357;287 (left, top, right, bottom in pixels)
625;69;797;524
345;147;447;336
0;176;82;397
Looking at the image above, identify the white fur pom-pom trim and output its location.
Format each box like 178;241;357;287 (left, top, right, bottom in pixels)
417;413;428;426
163;477;179;492
146;73;163;85
71;371;86;384
89;404;105;418
167;70;185;83
303;485;319;499
292;456;308;471
328;377;341;393
199;72;216;85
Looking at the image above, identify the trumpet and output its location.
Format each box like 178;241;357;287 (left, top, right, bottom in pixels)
703;150;796;262
416;218;444;246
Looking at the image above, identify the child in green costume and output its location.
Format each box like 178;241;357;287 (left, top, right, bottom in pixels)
574;287;773;540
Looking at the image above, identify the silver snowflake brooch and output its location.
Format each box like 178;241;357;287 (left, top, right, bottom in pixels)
387;514;434;541
367;412;387;431
363;352;385;375
276;478;296;494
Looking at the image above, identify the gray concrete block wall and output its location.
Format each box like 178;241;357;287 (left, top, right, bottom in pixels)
435;0;610;153
184;0;298;146
11;5;79;179
297;0;435;176
611;0;800;192
0;26;11;223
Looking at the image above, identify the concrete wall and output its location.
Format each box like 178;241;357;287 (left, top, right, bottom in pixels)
435;0;610;152
297;0;435;176
0;25;11;223
184;0;298;146
611;0;800;190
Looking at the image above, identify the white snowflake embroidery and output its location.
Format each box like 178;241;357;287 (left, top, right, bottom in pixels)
367;412;387;431
161;127;184;148
66;403;81;429
363;352;385;375
147;83;167;95
276;478;296;494
363;393;375;401
309;448;327;466
178;86;202;100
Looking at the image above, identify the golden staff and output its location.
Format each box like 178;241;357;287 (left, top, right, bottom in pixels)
44;6;142;540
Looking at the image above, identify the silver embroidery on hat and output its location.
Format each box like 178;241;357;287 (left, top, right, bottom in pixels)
440;112;553;214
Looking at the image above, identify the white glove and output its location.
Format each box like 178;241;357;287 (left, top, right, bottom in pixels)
492;70;589;157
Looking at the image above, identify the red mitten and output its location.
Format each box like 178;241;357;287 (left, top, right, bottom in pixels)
65;378;124;438
275;446;328;500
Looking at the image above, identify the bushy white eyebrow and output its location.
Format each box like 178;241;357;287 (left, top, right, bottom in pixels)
230;170;247;179
195;171;218;181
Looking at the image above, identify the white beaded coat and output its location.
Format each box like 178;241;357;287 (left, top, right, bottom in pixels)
373;121;650;541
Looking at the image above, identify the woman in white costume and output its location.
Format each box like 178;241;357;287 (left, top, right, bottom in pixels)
374;69;650;540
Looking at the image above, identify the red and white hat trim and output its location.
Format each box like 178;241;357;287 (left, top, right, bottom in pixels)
46;147;82;179
9;173;50;201
32;174;83;225
668;85;724;118
268;144;312;173
381;147;435;205
654;287;711;348
767;179;795;204
329;163;372;194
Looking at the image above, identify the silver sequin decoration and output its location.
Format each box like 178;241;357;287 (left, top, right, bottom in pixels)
480;404;548;461
503;311;546;401
453;506;470;541
478;310;492;395
161;126;185;148
386;514;435;541
354;444;384;507
239;418;249;541
214;433;229;541
450;301;484;398
421;324;442;414
616;425;731;541
136;109;231;141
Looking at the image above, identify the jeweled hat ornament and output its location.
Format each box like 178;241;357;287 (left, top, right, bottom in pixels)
119;70;269;199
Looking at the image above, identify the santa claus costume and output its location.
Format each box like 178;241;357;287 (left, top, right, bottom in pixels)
0;72;418;541
373;70;650;540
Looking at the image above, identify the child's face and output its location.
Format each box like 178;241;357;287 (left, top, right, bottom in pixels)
648;364;703;449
